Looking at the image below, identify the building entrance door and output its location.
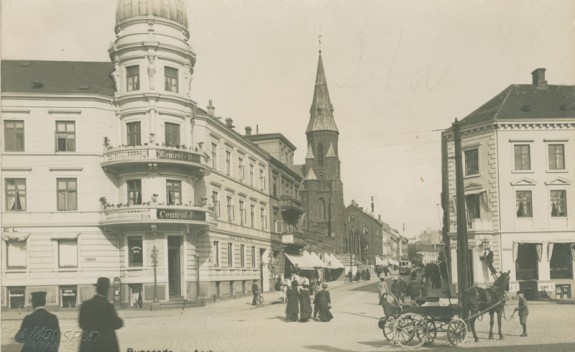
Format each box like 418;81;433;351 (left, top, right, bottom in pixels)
168;236;182;297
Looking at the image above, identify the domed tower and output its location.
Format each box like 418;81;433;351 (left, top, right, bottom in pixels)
108;0;197;146
101;0;210;303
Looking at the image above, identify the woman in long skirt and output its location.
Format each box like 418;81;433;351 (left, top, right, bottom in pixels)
299;284;312;322
285;280;300;322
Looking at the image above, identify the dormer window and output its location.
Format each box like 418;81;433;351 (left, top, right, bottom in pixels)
164;67;178;93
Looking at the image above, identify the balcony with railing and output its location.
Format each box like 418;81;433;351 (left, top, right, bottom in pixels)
101;204;211;228
101;145;210;177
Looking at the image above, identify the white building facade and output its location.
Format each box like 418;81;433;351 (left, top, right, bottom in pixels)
442;68;575;300
1;0;273;310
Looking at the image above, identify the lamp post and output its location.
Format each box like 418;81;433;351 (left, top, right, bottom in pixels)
151;245;160;310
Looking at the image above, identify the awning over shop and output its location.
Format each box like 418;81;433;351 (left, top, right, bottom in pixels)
304;250;327;268
325;253;345;269
375;256;387;266
388;258;399;266
285;252;316;270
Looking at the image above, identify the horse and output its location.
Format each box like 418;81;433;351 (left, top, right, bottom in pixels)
461;270;510;342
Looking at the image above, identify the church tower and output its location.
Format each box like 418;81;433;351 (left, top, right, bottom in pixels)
300;50;346;255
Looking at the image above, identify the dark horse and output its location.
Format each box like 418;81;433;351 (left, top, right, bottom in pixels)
461;271;510;342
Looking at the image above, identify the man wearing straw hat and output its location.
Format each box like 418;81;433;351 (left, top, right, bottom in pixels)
15;291;60;352
79;277;123;352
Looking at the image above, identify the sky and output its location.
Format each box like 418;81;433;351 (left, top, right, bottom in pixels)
2;0;575;239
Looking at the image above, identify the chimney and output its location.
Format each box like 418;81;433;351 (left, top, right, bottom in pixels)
225;118;234;129
371;196;374;213
245;126;252;136
531;68;547;88
207;100;215;117
359;207;363;212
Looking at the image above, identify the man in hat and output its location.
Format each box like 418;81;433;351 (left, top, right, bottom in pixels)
390;277;401;299
79;277;123;352
514;290;529;337
15;291;60;352
314;283;333;322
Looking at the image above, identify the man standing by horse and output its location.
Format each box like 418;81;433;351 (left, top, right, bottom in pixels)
514;290;529;337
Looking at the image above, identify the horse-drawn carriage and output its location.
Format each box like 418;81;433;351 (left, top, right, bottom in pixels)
378;292;467;348
378;271;511;349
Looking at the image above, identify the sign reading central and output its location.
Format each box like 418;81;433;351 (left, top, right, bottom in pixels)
157;208;206;221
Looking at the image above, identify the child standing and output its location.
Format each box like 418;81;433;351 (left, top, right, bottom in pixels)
514;290;529;337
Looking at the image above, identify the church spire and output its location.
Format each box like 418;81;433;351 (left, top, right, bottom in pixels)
306;50;338;134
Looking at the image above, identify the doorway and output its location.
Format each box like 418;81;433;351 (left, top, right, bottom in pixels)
168;236;182;297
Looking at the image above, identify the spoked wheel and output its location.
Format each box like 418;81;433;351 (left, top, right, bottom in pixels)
447;317;467;346
394;313;427;349
256;295;264;307
415;317;436;345
378;316;396;342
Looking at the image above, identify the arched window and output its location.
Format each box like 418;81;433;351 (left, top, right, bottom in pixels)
317;143;324;166
318;198;326;220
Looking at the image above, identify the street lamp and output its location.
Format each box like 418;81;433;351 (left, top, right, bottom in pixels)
151;245;160;310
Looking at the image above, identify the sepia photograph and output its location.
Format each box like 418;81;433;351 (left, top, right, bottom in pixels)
2;0;575;351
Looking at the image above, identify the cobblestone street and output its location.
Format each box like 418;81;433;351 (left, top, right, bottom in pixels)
3;277;575;352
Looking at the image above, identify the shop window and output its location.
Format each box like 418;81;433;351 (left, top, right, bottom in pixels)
128;236;143;267
60;286;77;308
550;243;573;279
8;287;26;309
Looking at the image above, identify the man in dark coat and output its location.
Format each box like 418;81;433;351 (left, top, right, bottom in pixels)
285;280;300;322
314;283;333;322
79;277;123;352
15;291;60;352
251;280;259;306
514;290;529;337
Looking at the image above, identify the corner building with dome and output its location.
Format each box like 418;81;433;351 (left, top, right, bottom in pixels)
1;0;347;310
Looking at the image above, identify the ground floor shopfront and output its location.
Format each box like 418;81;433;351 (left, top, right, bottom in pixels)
2;224;272;310
448;231;575;300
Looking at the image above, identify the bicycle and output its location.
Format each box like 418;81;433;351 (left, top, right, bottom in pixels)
255;293;264;307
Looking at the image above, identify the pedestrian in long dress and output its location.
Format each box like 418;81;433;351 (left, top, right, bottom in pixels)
285;280;300;322
299;284;312;322
314;283;333;322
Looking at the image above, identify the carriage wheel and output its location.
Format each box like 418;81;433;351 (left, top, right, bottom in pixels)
416;318;436;345
394;313;427;349
447;318;467;346
379;316;396;342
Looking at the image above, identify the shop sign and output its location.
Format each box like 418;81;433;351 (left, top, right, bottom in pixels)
538;282;555;293
156;149;201;163
157;209;206;221
63;289;76;297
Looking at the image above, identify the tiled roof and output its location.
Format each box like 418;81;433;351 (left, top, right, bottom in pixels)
1;60;115;97
460;84;575;127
